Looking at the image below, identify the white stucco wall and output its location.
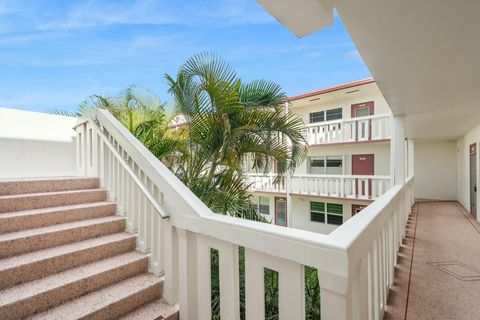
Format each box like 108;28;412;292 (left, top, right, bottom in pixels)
456;124;480;222
295;142;390;175
291;84;391;124
0;108;77;179
251;192;369;235
414;140;457;200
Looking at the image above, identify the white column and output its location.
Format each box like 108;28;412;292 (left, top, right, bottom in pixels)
320;287;350;320
390;116;406;187
407;139;415;178
286;174;293;227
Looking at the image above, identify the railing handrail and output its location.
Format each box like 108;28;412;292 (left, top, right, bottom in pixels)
87;118;169;219
76;109;346;269
74;108;414;317
304;112;391;128
77;109;217;219
76;108;411;289
330;176;414;265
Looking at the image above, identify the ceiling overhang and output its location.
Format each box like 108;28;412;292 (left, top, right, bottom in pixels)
257;0;480;140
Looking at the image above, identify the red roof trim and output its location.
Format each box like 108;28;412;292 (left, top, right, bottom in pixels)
288;77;375;102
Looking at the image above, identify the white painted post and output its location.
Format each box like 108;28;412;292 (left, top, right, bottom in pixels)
407;139;415;178
75;123;86;176
196;235;212;320
390;116;406;187
351;256;369;320
176;228;198;320
163;222;178;305
320;287;350;320
245;249;265;320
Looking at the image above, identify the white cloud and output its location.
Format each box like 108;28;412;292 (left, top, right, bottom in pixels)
31;0;273;32
345;49;362;61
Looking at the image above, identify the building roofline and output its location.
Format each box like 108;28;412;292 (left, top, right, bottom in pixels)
287;77;375;102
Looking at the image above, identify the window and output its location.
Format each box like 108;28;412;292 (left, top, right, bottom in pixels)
308;156;343;175
310;201;325;223
326;108;343;121
310;201;343;225
308;157;325;174
309;111;324;123
309;108;343;124
326;156;343;174
326;203;343;225
258;196;270;215
354;107;370;117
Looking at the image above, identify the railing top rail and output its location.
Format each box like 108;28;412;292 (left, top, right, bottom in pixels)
76;109;349;272
290;174;391;180
304;113;392;128
76;108;410;279
246;173;391;180
329;176;414;264
89;120;169;219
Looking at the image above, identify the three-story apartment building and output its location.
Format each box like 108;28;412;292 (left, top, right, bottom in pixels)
247;78;393;234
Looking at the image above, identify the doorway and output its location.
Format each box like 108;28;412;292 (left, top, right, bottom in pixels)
352;204;367;216
352;154;374;197
274;197;287;227
470;143;477;219
351;101;374;140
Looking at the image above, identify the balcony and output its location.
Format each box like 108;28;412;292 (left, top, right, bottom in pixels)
246;173;391;200
305;113;391;145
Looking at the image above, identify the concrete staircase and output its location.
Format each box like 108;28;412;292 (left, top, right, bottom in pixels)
0;177;178;320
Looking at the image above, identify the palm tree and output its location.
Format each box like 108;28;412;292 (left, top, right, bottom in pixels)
165;53;307;217
48;85;185;164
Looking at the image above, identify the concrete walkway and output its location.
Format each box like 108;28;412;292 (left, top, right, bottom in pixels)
384;201;480;320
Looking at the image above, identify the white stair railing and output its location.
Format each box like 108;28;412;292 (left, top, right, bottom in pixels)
75;108;414;320
305;113;392;145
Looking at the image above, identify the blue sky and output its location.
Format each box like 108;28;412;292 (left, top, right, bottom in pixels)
0;0;371;113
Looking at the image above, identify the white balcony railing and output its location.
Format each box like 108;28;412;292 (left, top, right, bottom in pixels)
75;108;413;320
246;173;391;200
245;173;287;193
305;113;391;145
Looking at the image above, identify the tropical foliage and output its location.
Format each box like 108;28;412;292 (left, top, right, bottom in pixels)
48;85;184;164
164;53;307;217
48;53;319;320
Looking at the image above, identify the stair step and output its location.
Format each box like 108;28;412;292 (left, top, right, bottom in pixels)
0;232;136;290
28;274;163;320
0;216;126;258
0;177;100;196
0;201;117;234
0;201;117;233
0;252;148;320
119;298;179;320
0;188;108;213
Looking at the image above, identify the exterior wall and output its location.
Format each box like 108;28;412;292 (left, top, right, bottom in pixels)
251;193;276;223
291;83;391;124
296;142;390;175
290;196;362;234
414;141;457;201
248;81;393;234
251;192;371;235
0;108;77;179
457;123;480;222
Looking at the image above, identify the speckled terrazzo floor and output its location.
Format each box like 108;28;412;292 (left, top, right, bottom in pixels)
384;202;480;320
0;177;178;319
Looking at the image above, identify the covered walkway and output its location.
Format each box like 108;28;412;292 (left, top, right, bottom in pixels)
385;202;480;320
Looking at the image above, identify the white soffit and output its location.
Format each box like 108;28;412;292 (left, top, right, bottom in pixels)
256;0;334;38
259;0;480;140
